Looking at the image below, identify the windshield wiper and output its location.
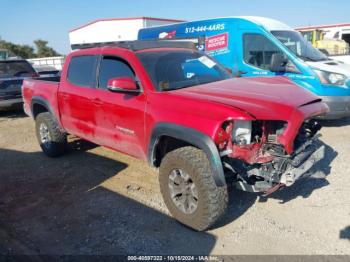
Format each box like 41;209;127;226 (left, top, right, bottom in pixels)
162;83;196;91
300;55;331;62
297;55;316;62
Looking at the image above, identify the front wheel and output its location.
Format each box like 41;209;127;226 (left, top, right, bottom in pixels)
159;146;228;231
35;112;67;157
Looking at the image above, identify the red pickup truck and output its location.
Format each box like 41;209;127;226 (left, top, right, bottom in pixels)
22;41;329;231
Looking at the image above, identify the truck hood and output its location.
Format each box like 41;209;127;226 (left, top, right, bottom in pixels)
306;60;350;77
172;76;323;119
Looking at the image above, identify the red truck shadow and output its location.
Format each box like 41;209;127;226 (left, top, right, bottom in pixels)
0;147;216;255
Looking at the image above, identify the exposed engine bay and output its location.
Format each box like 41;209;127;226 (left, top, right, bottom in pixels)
217;119;325;195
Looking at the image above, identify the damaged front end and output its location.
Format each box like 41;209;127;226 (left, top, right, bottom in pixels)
216;119;325;195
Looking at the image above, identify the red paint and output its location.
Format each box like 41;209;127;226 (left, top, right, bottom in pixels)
205;33;228;51
22;46;328;166
107;77;138;91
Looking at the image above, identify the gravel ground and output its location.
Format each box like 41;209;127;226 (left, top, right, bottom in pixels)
0;109;349;255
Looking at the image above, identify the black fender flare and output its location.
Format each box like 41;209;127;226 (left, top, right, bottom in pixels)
148;123;226;187
31;96;64;131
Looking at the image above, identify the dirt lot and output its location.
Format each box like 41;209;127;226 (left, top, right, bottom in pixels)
0;109;349;255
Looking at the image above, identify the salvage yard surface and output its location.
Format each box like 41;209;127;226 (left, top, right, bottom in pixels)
0;110;349;255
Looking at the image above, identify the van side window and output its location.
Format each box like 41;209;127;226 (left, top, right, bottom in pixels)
98;56;136;89
243;34;285;70
67;55;98;87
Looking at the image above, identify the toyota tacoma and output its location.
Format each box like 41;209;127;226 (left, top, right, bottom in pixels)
22;41;329;231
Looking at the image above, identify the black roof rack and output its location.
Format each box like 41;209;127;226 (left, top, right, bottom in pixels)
71;40;196;51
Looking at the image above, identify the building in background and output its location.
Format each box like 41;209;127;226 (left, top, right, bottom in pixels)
68;17;184;49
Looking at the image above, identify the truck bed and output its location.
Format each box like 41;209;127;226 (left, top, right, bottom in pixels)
1;75;60;108
22;77;61;119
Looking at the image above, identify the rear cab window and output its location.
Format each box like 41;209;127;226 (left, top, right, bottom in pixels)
67;55;98;87
0;60;36;78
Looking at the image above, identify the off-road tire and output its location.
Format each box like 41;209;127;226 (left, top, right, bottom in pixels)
35;112;67;157
159;146;228;231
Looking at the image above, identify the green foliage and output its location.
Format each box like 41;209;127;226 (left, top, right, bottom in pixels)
0;38;36;58
34;39;60;57
0;37;60;59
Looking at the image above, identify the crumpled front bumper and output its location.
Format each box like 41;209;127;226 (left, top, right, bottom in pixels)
236;137;325;194
279;143;325;186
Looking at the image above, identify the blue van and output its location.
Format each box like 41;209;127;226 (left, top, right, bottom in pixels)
138;16;350;119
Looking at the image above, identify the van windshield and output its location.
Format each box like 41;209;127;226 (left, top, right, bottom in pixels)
136;50;231;91
272;30;329;62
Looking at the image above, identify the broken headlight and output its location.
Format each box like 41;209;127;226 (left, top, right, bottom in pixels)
233;120;252;145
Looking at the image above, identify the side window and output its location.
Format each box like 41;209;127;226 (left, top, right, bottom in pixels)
98;56;135;89
67;55;98;87
243;34;285;70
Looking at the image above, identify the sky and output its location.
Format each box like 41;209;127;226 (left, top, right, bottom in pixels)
1;0;349;55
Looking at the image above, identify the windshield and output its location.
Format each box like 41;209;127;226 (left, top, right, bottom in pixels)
272;30;329;62
136;50;231;91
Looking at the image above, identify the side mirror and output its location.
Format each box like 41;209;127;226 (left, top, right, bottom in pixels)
107;77;139;92
270;53;288;72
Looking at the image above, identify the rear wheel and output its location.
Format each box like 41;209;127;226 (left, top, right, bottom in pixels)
159;146;228;231
35;112;67;157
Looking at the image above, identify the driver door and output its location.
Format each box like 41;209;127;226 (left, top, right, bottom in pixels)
92;55;147;159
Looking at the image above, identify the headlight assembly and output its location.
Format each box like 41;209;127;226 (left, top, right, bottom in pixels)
313;69;347;86
233;120;252;145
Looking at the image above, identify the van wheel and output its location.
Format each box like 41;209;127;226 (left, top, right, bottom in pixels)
159;146;228;231
35;112;67;157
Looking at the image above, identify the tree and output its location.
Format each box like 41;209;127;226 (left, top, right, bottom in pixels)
0;37;36;59
34;39;60;58
0;37;61;59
